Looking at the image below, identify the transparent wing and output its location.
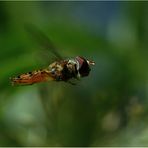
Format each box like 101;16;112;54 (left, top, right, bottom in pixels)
24;24;63;61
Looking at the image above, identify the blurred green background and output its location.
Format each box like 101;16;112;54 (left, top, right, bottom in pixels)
0;1;148;146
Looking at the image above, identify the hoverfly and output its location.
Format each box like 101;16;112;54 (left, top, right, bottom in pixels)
10;25;95;86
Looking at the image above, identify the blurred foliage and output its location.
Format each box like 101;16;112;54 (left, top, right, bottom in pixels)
0;1;148;146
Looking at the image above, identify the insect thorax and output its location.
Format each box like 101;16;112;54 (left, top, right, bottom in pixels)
48;59;77;81
48;57;90;81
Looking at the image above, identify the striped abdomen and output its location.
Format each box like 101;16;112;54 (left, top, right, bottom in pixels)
11;69;54;85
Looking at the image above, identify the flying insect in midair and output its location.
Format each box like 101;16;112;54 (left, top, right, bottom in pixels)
10;25;95;86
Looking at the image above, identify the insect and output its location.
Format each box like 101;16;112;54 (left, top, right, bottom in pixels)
10;25;95;86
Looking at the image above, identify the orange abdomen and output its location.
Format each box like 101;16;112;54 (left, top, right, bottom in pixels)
11;69;54;85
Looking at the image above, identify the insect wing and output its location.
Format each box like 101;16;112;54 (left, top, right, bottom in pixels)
25;24;63;61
